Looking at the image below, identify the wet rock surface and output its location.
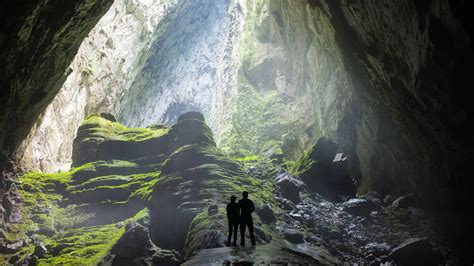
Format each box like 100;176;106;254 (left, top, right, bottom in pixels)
181;245;322;265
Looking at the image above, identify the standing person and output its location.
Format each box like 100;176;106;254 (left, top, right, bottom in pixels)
238;191;256;246
226;195;239;246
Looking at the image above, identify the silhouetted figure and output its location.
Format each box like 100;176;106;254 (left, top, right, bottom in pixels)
226;195;239;246
238;191;256;246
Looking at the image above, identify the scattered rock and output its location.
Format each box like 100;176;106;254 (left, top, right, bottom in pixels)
274;172;304;203
319;223;343;239
391;195;415;208
342;198;382;217
388;238;443;265
363;242;391;257
0;240;24;253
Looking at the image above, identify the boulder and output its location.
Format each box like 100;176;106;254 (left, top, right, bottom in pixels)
319;223;343;239
283;228;305;244
360;191;382;205
297;137;356;201
391;195;416;208
168;113;215;148
363;242;390;257
274;172;304;203
383;195;395;206
110;222;179;265
99;113;117;122
342;198;382;217
388;238;443;265
0;240;23;254
256;204;276;224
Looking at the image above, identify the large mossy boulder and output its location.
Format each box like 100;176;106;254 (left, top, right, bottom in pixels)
107;222;179;265
294;137;356;201
71;113;171;166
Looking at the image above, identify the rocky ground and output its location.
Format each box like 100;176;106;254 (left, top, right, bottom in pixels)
0;112;456;265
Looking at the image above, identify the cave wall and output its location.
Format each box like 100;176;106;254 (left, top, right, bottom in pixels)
0;0;113;169
117;0;244;133
0;0;113;237
219;0;473;206
320;0;473;206
13;0;177;172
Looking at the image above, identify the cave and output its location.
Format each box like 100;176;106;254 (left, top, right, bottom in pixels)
1;0;473;264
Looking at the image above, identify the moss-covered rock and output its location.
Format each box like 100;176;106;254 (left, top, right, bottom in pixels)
293;137;356;201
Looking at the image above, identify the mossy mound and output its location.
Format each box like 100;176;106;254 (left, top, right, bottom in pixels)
72;113;170;166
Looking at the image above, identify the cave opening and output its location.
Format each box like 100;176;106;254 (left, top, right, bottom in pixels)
1;0;473;264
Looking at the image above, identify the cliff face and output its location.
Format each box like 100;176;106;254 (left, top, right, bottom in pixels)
320;0;473;205
0;0;113;243
14;0;178;173
117;0;245;132
0;0;113;167
220;0;473;207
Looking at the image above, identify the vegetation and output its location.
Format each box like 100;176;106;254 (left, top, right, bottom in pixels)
81;114;169;142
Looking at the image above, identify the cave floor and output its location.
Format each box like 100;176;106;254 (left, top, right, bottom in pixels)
181;244;320;265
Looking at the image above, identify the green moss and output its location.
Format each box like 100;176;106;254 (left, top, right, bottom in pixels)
81;114;169;143
233;155;260;162
38;209;149;265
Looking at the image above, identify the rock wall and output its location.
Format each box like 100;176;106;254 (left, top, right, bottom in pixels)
0;0;113;167
0;0;113;241
117;0;245;134
220;0;473;207
319;0;473;206
13;0;178;172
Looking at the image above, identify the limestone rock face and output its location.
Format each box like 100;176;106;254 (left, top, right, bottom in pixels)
118;0;245;132
0;0;113;157
296;137;356;201
0;0;113;242
13;0;177;173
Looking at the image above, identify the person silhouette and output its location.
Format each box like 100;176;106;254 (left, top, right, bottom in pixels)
238;191;256;246
226;195;239;246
